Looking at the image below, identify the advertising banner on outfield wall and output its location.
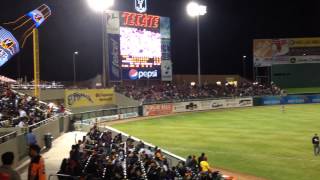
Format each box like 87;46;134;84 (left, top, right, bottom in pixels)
254;38;320;67
143;103;173;116
256;94;320;105
65;89;114;109
172;98;253;113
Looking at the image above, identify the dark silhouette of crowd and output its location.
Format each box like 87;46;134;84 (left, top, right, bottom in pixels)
116;81;281;103
58;125;234;180
0;83;56;128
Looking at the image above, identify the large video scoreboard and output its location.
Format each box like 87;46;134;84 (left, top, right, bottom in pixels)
106;11;171;81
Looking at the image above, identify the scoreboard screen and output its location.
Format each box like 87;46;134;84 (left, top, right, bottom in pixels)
107;11;171;81
120;27;161;68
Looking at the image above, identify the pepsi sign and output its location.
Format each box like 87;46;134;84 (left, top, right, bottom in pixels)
128;69;159;80
129;69;139;80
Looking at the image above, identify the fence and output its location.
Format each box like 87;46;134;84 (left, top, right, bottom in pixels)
0;131;17;144
0;114;71;166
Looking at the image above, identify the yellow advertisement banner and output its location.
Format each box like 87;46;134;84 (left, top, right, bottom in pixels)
65;88;114;108
289;38;320;47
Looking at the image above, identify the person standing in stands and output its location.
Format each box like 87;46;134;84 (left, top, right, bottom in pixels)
312;134;319;156
28;144;46;180
198;153;205;170
26;128;37;146
0;152;21;180
200;157;213;173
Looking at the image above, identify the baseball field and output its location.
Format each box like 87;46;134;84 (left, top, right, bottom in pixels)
112;104;320;180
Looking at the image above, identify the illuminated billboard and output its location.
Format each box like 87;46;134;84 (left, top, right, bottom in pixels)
27;10;45;28
0;26;20;67
0;4;51;67
254;38;320;67
106;11;171;81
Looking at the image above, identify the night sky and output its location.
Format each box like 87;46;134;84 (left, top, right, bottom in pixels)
1;0;320;81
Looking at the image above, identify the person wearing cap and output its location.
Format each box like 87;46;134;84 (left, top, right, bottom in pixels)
28;144;46;180
312;134;320;156
0;152;21;180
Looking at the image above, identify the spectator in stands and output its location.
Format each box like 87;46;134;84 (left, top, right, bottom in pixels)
200;156;212;173
0;152;21;180
312;133;320;156
186;155;198;171
60;128;228;180
0;83;57;128
58;104;65;114
28;144;46;180
116;81;281;103
198;152;205;169
26;128;37;146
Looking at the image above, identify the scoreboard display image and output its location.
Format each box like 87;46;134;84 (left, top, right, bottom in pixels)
107;11;171;81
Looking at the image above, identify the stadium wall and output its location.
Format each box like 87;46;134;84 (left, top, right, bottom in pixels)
254;94;320;106
143;97;253;116
0;115;71;168
271;64;320;88
17;89;64;102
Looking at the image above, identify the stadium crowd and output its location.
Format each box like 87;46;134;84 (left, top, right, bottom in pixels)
0;83;57;128
116;81;281;103
58;125;231;180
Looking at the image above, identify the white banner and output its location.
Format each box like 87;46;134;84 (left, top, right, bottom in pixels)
173;101;202;113
161;60;172;81
106;11;120;34
98;115;119;123
173;98;253;113
119;112;139;119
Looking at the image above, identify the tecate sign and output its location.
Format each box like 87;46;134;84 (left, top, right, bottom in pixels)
129;69;158;80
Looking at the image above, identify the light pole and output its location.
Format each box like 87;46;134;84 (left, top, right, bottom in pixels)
87;0;114;88
186;1;207;87
73;51;79;87
242;55;246;79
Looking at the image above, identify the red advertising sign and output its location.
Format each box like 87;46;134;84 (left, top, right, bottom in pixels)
144;103;173;116
122;12;160;29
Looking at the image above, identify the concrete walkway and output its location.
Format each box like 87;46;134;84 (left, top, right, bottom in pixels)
20;131;86;180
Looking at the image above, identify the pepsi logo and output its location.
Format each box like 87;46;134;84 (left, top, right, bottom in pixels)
129;69;138;80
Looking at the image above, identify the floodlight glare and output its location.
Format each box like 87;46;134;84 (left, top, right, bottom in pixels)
187;2;207;17
87;0;114;12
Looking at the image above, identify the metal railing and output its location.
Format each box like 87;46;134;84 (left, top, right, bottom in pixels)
28;115;61;130
48;174;79;180
0;131;17;144
11;84;64;90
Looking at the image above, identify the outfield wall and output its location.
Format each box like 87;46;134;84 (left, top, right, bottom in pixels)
254;94;320;106
143;97;253;116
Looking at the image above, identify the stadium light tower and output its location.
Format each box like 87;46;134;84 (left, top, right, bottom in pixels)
186;1;207;87
73;51;79;87
87;0;114;88
243;55;247;79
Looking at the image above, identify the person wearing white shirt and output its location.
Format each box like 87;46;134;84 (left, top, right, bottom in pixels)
17;120;25;128
19;109;26;118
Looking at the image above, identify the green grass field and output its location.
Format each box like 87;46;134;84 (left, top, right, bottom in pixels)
112;104;320;180
286;87;320;94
